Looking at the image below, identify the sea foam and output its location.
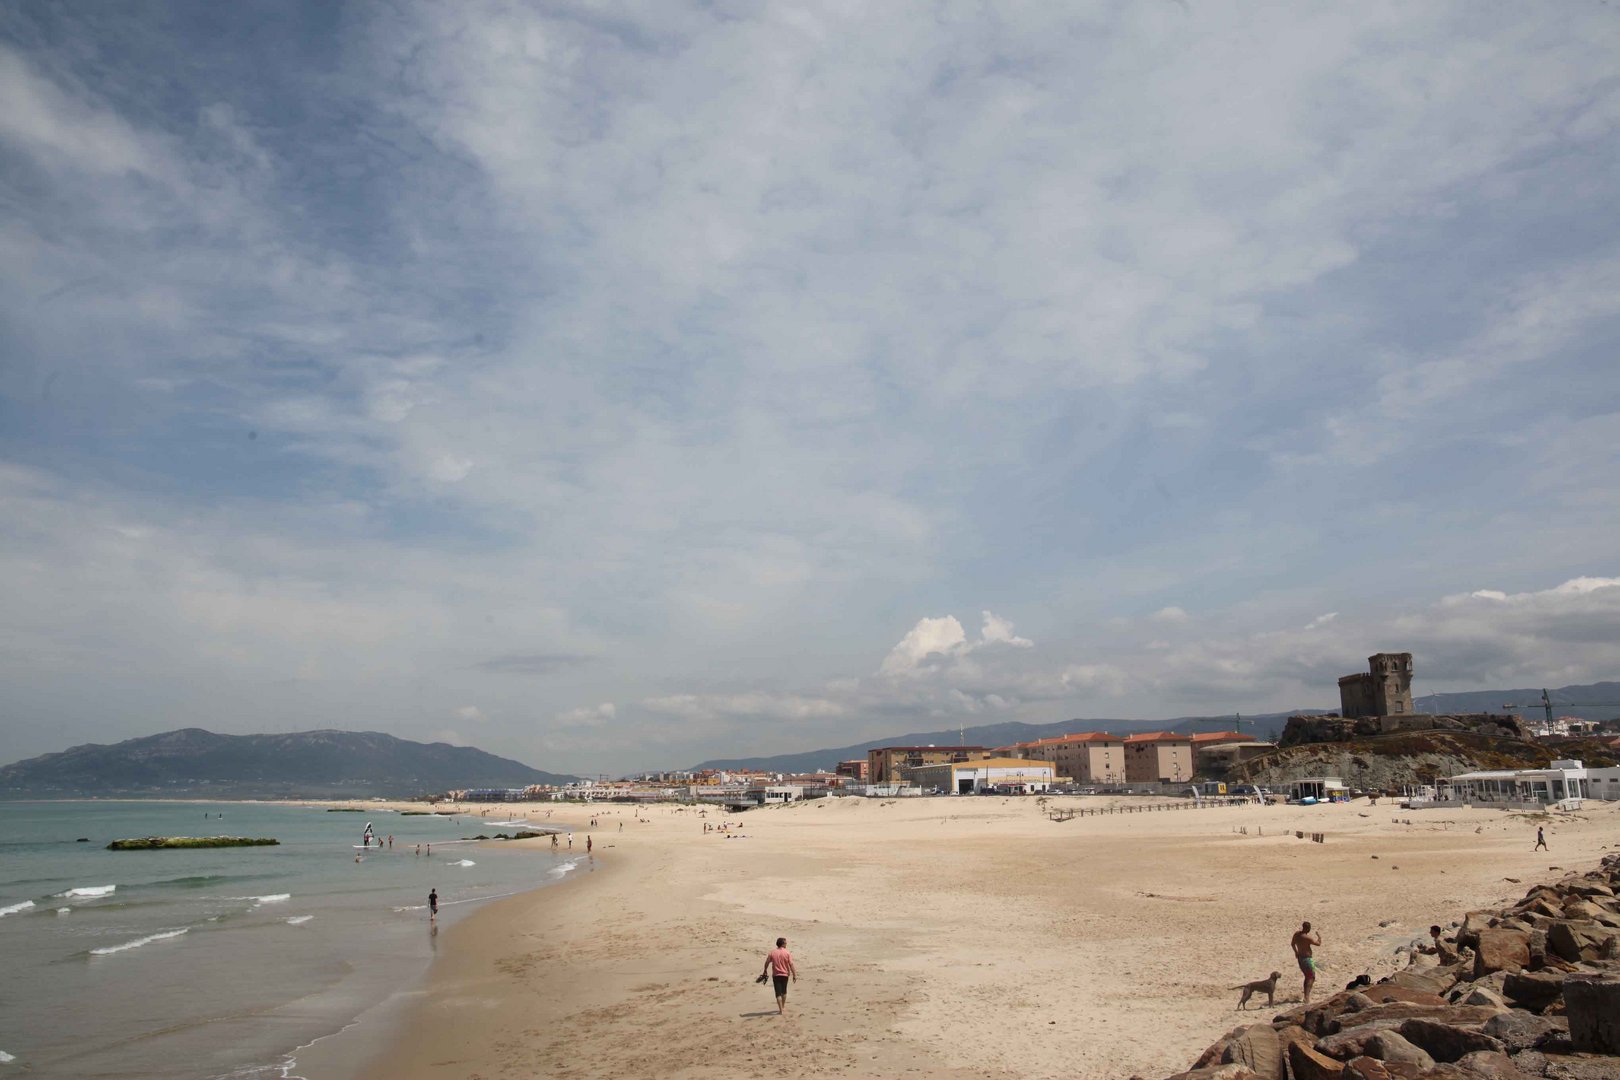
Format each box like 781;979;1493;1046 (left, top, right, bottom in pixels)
0;900;35;917
449;859;476;867
90;927;189;955
58;885;115;898
285;915;313;925
0;1049;14;1063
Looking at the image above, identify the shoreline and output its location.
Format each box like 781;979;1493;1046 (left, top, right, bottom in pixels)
298;795;1620;1079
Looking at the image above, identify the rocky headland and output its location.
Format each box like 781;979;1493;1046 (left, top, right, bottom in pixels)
1145;854;1620;1080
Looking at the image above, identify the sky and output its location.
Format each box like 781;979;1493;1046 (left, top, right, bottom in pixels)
2;2;1619;777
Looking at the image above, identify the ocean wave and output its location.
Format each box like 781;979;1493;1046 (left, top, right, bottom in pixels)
0;1049;14;1063
57;885;115;898
90;927;189;955
227;894;291;905
0;900;35;918
57;907;71;916
547;860;578;878
393;903;427;912
284;915;313;925
448;859;475;867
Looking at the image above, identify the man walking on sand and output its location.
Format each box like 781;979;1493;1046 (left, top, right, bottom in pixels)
1535;826;1549;851
1292;921;1322;1003
761;936;797;1015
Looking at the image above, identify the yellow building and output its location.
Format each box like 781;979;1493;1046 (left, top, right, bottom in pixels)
1015;732;1125;784
1123;732;1194;784
866;746;992;784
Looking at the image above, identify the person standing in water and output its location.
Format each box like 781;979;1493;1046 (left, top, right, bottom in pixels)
428;888;438;921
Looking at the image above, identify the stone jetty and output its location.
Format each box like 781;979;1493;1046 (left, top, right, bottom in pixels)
107;836;280;850
1144;854;1620;1080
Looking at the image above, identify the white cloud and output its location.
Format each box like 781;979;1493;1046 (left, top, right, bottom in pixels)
455;705;484;722
555;702;616;728
1153;606;1191;625
878;611;1033;676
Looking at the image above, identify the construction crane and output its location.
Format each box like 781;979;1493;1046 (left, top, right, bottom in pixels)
1501;689;1620;732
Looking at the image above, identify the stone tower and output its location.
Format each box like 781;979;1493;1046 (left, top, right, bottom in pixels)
1337;652;1414;718
1369;652;1413;715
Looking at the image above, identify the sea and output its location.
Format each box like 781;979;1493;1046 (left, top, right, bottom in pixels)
0;800;581;1079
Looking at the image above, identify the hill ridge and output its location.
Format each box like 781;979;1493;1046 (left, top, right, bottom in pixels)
0;728;576;800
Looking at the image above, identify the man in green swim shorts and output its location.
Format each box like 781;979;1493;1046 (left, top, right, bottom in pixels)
1292;921;1322;1003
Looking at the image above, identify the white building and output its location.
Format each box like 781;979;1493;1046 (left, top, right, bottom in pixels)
905;757;1056;794
1585;766;1620;800
1445;759;1590;807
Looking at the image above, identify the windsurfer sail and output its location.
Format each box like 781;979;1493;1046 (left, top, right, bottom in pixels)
362;821;376;848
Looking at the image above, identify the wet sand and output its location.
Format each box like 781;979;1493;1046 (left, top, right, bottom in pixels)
301;795;1620;1079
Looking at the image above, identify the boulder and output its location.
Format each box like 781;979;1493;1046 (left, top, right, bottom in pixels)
1474;930;1532;979
1165;1065;1263;1080
1288;1040;1349;1080
1342;1058;1427;1080
1395;1019;1505;1063
1449;1050;1536;1079
1332;1004;1501;1036
1221;1023;1283;1080
1562;973;1620;1054
1503;970;1566;1013
1458;913;1497;949
1537;1053;1620;1080
1360;987;1451;1009
1364;1031;1439;1069
1386;968;1464;996
1193;1026;1248;1069
1479;1010;1564;1052
1456;986;1508;1010
1314;1028;1436;1069
1548;922;1614;965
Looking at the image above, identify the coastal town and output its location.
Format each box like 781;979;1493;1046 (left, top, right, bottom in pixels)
448;654;1620;812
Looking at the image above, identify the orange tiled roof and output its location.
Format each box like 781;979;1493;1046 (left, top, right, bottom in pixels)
1190;731;1248;744
1124;731;1193;744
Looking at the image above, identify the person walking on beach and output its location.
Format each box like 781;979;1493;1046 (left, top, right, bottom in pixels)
586;835;593;855
761;937;797;1015
567;832;574;849
1534;826;1549;851
1292;922;1322;1003
428;888;438;921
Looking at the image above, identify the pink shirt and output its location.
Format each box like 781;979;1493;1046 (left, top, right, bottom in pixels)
767;947;793;976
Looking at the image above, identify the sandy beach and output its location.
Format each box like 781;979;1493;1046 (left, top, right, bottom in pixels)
294;795;1620;1080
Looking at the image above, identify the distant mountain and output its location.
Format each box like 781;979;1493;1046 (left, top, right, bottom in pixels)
690;711;1310;776
689;680;1620;776
0;728;577;800
1413;681;1620;722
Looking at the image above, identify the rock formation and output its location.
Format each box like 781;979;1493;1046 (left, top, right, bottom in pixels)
1143;854;1620;1080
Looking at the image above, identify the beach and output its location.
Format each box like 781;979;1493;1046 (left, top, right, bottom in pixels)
293;794;1620;1079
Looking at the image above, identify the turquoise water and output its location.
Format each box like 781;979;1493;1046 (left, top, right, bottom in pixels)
0;801;578;1079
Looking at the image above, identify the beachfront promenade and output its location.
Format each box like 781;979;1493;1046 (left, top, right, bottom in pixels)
300;794;1620;1079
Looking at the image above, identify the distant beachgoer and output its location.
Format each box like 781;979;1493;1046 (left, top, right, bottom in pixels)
415;844;421;856
426;843;431;856
568;832;574;849
586;835;592;854
388;835;393;849
1292;922;1322;1003
429;888;438;920
618;822;623;832
761;937;797;1015
355;853;361;863
551;833;558;848
1534;827;1548;851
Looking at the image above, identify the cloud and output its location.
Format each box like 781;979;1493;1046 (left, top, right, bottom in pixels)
879;611;1033;677
1;5;1618;776
474;654;594;676
554;702;616;728
454;705;484;722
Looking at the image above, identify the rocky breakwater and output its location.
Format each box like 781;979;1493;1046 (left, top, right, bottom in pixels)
107;836;280;849
1142;854;1620;1080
